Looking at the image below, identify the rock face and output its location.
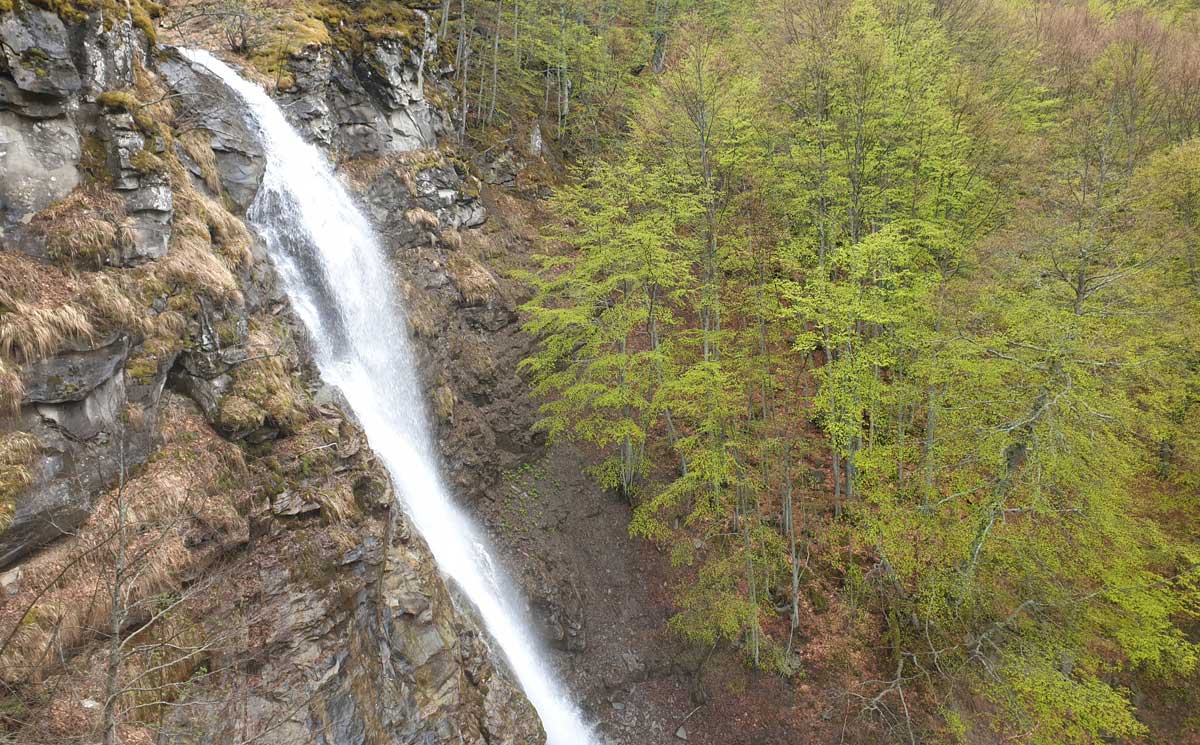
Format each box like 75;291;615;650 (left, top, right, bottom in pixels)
0;5;161;564
158;52;266;211
278;17;445;159
0;4;543;743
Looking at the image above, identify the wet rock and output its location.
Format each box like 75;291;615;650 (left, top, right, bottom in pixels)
279;46;336;145
159;50;265;210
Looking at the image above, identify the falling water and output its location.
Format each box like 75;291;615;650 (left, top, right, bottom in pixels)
180;49;595;745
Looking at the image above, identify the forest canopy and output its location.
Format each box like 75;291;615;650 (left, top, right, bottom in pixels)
501;0;1200;740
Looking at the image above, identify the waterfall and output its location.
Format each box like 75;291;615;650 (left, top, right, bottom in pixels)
180;49;594;745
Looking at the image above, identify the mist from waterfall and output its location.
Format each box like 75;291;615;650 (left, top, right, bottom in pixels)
180;48;595;745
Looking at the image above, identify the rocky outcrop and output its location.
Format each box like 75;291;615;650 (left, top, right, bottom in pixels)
0;3;161;564
158;52;265;211
277;17;445;159
0;9;84;220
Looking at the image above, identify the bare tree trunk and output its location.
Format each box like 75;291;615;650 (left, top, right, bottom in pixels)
832;448;842;518
487;0;501;123
456;0;469;140
651;0;668;73
102;436;129;745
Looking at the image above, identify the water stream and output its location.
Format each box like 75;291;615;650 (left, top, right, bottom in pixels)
180;48;595;745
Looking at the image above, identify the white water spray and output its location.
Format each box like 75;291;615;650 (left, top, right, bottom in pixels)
180;49;595;745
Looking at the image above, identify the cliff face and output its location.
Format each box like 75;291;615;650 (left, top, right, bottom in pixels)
0;3;543;743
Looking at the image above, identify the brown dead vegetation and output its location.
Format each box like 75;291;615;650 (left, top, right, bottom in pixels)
404;207;440;230
176;129;222;194
27;186;130;269
0;432;39;530
338;149;443;189
446;252;497;305
217;326;310;436
0;397;249;687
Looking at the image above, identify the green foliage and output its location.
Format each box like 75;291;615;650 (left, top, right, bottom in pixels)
522;155;698;495
522;0;1200;739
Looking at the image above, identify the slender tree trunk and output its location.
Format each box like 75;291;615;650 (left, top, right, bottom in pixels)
487;0;501;123
651;0;668;73
102;437;129;745
832;449;842;518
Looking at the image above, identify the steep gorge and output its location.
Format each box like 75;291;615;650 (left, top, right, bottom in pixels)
0;1;773;742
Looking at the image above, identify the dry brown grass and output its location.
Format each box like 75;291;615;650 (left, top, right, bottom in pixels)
0;358;22;414
439;228;463;251
0;297;96;365
200;193;253;269
78;275;150;337
0;399;249;685
132;59;177;137
241;328;308;424
338;149;442;189
145;127;250;313
446;252;497;304
28;186;129;269
400;281;439;337
0;432;39;530
0;254;157;411
176;129;222;195
404;207;440;230
0;252;78;309
151;238;243;309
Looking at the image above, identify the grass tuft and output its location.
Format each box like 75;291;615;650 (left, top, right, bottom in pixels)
28;186;127;269
446;252;497;305
177;129;222;195
404;207;440;230
0;432;39;530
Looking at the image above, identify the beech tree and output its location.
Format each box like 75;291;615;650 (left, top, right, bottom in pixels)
520;0;1200;739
